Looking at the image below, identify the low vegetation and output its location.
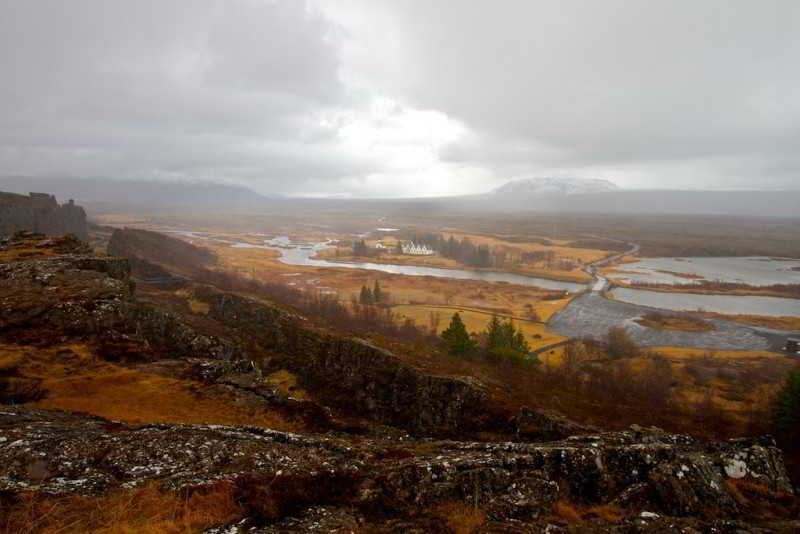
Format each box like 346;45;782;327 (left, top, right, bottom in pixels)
0;482;242;534
634;311;714;332
692;311;800;331
775;369;800;453
3;344;300;431
627;279;800;299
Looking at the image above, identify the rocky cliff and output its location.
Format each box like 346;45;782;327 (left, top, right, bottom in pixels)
191;285;491;434
1;232;798;532
1;406;797;532
0;191;88;240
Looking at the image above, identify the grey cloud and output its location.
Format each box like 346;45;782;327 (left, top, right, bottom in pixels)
0;0;375;192
339;0;800;188
2;0;799;196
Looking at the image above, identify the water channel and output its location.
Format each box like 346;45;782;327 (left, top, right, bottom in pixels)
171;231;800;319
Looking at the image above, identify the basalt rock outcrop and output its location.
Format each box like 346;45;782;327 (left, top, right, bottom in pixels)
2;233;799;531
0;233;241;362
0;191;88;241
191;285;491;434
0;407;796;532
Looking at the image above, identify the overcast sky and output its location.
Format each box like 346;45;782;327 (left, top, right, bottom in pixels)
1;1;798;197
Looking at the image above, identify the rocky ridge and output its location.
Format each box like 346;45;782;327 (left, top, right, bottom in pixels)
1;406;797;532
0;191;88;240
1;232;798;532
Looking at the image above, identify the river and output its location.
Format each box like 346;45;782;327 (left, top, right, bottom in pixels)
609;287;800;317
171;231;800;320
261;236;586;292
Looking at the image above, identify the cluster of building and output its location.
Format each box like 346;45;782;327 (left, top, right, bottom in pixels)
373;241;436;256
400;242;435;255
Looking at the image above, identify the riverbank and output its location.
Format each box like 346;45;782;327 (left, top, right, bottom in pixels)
610;280;800;299
548;292;796;352
313;249;592;284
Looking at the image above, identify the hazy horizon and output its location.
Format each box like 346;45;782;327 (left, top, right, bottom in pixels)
1;1;799;198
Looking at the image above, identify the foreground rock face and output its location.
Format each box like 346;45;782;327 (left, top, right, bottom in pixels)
0;235;242;362
0;192;88;241
192;285;491;434
0;407;795;531
2;232;799;531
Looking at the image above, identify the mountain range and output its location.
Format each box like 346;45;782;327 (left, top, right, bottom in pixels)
2;176;799;218
492;177;619;196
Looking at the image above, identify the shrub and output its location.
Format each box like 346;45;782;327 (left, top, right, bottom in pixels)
441;313;476;357
606;326;639;359
775;368;800;452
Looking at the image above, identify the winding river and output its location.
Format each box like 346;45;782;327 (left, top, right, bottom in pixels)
172;231;800;320
253;235;585;292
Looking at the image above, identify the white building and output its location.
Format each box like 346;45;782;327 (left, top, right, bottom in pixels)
401;242;435;255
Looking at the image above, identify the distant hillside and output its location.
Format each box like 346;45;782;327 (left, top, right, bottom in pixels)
444;187;800;218
0;177;274;212
493;177;619;196
0;191;88;240
107;227;216;280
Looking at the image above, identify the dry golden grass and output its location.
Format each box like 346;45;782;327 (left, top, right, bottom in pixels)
317;246;592;283
0;351;24;374
649;346;784;359
0;482;241;534
693;311;800;331
391;305;566;350
634;313;714;332
206;242;570;322
265;369;309;401
609;278;799;298
1;343;298;431
537;346;567;366
550;500;626;524
188;299;210;314
533;297;572;321
435;502;486;534
440;231;611;264
34;367;298;431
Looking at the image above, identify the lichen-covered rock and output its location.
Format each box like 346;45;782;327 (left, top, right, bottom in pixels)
0;408;795;531
510;407;598;441
192;285;490;434
0;237;243;362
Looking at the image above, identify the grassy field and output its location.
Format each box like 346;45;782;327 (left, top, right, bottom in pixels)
441;231;610;264
392;304;566;350
319;249;592;283
203;241;573;321
0;343;301;431
634;312;715;332
649;346;787;360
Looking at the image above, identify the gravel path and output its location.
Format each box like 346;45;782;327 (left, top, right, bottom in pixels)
547;293;797;352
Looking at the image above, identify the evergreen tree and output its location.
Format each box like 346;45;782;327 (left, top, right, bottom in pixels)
373;280;382;303
486;315;503;352
484;316;530;359
359;285;373;305
775;369;800;450
513;329;530;354
353;240;368;257
441;313;476;356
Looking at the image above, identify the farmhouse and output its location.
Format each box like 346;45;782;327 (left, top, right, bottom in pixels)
401;242;435;256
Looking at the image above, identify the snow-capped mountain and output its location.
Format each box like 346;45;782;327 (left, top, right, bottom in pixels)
492;177;619;196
